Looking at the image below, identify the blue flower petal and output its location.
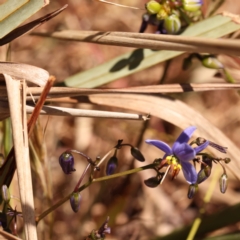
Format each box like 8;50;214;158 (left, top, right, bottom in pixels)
181;161;197;184
194;140;209;154
173;143;195;162
145;140;172;155
173;126;196;149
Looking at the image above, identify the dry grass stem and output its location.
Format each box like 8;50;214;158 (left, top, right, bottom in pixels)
1;83;240;101
4;74;37;240
26;105;149;120
32;30;240;56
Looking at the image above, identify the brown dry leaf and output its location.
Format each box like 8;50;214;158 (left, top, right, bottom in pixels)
85;93;240;177
0;62;49;86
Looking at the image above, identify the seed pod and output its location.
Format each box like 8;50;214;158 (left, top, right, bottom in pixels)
183;0;203;12
164;14;181;34
187;184;198;199
131;147;145;162
1;185;10;203
144;176;161;188
106;156;118;176
70;192;82;213
59;151;76;174
219;174;228;193
146;0;162;15
202;56;224;69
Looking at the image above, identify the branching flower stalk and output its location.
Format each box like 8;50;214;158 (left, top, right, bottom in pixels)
36;162;157;223
36;128;231;223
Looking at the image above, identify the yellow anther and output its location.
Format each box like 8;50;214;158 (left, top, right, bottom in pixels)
177;164;182;170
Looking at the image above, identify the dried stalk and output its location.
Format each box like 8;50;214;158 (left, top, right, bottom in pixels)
25;105;148;120
32;30;240;56
1;83;240;101
4;74;37;240
25;83;240;99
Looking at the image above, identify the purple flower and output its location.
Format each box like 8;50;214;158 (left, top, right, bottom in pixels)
145;126;209;184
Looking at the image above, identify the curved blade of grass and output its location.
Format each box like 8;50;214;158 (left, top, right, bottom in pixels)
84;93;240;175
62;14;240;88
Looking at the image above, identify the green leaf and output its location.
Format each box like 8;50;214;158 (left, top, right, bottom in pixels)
64;14;240;88
0;0;49;39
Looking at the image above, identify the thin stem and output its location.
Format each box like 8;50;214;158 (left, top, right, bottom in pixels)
95;148;115;168
70;149;95;165
160;165;171;185
218;161;227;175
178;7;192;25
36;181;92;224
118;143;133;148
93;163;156;182
73;163;91;192
36;163;156;223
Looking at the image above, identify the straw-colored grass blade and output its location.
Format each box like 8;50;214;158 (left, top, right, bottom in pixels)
4;74;37;240
0;62;49;86
61;14;240;88
25;105;148;120
0;0;49;39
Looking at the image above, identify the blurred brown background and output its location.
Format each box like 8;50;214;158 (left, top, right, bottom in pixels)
1;0;240;239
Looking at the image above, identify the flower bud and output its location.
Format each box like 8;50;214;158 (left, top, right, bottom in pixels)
187;184;198;199
70;192;82;213
59;151;76;174
106;156;118;176
183;0;203;12
1;185;10;203
156;8;168;20
224;158;231;164
164;14;181;34
146;1;162;15
219;174;228;193
202;56;224;69
144;176;161;188
197;165;211;184
131;147;145;162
